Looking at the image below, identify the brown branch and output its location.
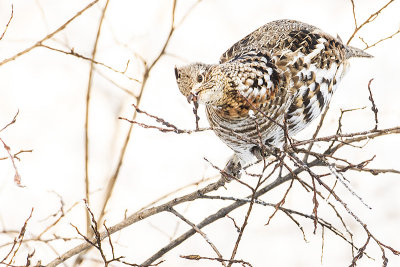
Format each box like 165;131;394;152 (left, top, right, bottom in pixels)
226;175;261;267
347;0;395;45
169;208;226;267
359;27;400;50
0;110;19;133
141;161;314;266
2;1;399;266
0;4;13;41
192;99;200;130
367;79;379;130
138;176;216;212
0;0;100;66
226;215;241;233
292;126;400;147
118;103;211;134
95;68;137;97
326;127;400;156
12;150;32;161
119;117;209;134
174;0;203;29
131;103;182;132
310;170;319;234
46;177;227;267
72;201;128;266
0;137;23;187
0;235;81;249
350;0;357;28
1;208;33;265
140;192;370;259
37;196;80;240
349;235;371;267
83;0;110;237
96;0;178;226
265;178;294;225
290;152;399;264
45;158;310;266
282;209;308;242
40;44;140;83
180;255;253;267
337;164;400;175
0;112;27;181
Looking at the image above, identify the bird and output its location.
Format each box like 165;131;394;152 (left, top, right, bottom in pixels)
174;19;372;178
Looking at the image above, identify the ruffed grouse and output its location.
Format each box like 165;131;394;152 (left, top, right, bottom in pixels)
175;19;372;178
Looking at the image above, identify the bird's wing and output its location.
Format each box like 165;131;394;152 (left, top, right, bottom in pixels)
220;19;319;64
225;20;349;133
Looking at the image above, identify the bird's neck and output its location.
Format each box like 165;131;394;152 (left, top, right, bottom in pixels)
206;89;251;120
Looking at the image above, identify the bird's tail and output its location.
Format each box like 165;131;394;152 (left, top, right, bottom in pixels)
345;45;373;59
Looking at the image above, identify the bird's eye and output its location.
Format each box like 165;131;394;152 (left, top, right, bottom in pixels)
174;67;180;79
196;74;204;83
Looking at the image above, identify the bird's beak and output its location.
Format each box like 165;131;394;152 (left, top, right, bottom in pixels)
187;92;198;103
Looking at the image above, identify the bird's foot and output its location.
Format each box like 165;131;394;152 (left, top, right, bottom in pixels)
223;154;242;181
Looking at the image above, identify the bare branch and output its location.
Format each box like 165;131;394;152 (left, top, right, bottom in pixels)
349;235;371;267
83;0;110;237
0;0;100;66
0;137;23;187
46;177;227;267
141;162;312;266
0;110;19;133
350;0;357;28
180;255;253;267
0;4;13;41
367;79;379;130
1;208;33;265
40;44;140;83
97;0;179;226
347;0;395;45
170;208;226;267
360;27;400;50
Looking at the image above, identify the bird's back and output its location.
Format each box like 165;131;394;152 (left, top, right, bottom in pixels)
206;19;371;165
220;19;371;63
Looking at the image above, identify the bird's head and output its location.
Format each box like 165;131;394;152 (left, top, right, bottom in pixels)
174;63;225;105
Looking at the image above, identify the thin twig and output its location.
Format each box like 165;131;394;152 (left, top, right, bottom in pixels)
367;79;378;130
293;126;400;147
141;160;320;266
0;137;23;187
1;208;33;264
265;178;294;225
0;4;13;41
350;0;357;28
303;99;331;163
0;0;100;66
138;176;216;212
119;117;209;134
83;0;110;238
359;27;400;50
170;208;227;267
180;255;253;267
0;110;19;133
97;0;178;226
349;235;371;267
40;45;140;83
227;176;259;267
347;0;395;45
46;177;227;267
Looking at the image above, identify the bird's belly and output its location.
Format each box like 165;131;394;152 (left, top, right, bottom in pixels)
206;106;285;164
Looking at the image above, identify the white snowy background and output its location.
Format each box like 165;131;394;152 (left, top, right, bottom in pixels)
0;0;399;266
